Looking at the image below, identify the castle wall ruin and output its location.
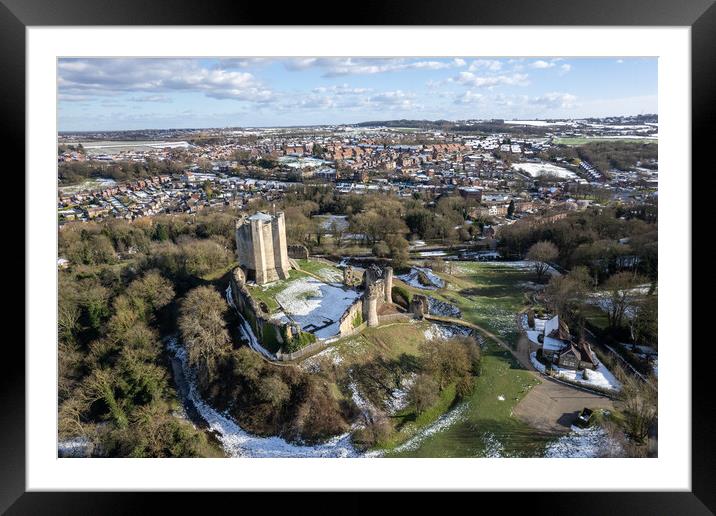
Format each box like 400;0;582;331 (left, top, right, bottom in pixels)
361;264;394;327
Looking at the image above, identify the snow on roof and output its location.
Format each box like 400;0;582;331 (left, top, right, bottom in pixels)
543;336;566;352
544;315;559;336
248;212;273;221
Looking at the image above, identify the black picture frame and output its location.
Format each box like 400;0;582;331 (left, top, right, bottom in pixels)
3;0;712;512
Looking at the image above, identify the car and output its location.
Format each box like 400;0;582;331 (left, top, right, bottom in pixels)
575;407;594;428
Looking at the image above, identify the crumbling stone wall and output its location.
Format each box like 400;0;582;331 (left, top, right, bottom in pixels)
338;298;364;336
227;267;310;353
287;244;309;260
343;265;364;287
409;294;429;319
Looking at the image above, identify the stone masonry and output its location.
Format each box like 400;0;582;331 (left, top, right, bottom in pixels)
235;211;291;285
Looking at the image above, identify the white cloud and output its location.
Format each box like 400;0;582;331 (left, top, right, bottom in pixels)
560;63;572;74
530;60;555;69
368;90;416;109
129;95;172;103
468;59;503;72
284;57;464;77
58;58;275;103
454;90;484;104
530;92;578;109
312;84;371;95
451;71;530;88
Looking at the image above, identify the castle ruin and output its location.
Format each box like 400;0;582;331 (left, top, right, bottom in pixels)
235;211;291;285
361;264;393;327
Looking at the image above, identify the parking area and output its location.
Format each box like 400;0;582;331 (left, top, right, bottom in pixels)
513;376;615;433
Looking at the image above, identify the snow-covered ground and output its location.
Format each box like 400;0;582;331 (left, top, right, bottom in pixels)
374;402;470;456
505;120;575;127
490;260;561;277
427;297;462;318
167;337;360;457
460;250;501;261
275;278;361;339
315;214;349;232
544;425;622;458
587;286;650;320
58;437;93;457
384;373;417;414
424;323;472;341
311;265;343;283
529;352;621;392
482;432;507;457
397;267;445;290
511;162;578;179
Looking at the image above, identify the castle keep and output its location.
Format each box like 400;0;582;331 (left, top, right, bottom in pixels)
235;211;291;285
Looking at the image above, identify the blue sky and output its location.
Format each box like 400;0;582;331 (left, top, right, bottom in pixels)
58;57;657;131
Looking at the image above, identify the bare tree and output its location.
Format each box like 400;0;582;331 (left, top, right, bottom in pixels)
407;374;439;414
603;271;646;329
526;241;559;282
178;286;231;387
619;375;657;444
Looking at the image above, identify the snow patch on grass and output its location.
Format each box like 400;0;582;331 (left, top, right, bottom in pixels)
424;323;472;341
384;373;417;414
167;337;359;457
397;267;445;290
275;277;361;339
483;432;506;457
58;437;93;457
427;297;462;318
387;402;469;455
544;425;622;458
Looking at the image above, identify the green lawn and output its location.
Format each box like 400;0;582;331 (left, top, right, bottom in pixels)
581;303;610;330
386;339;549;457
245;268;309;313
296;259;343;283
383;261;556;457
397;262;534;345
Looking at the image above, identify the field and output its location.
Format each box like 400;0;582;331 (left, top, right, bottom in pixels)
380;261;562;456
398;261;537;345
510;162;577;179
553;137;658;146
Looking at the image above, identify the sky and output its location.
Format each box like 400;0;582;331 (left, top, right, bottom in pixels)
58;57;657;131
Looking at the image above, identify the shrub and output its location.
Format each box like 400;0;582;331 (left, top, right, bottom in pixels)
285;330;317;353
352;311;363;328
456;375;475;400
392;285;412;308
407;374;439;414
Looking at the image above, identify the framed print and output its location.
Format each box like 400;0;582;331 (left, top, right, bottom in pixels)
4;0;714;512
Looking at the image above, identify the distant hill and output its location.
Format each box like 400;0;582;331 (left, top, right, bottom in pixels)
352;119;455;129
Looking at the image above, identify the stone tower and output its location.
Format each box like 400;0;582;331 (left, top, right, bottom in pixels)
364;284;380;327
384;266;393;304
235;211;291;285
